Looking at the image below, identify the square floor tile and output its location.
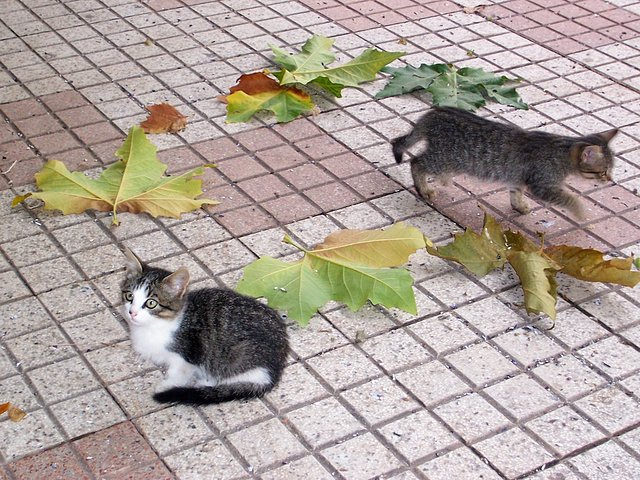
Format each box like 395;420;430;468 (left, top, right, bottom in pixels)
434;392;513;443
526;406;605;456
474;428;554;478
378;410;459;463
341;376;420;426
320;432;403;480
418;447;502;480
286;397;363;448
51;389;126;439
164;439;248;480
446;343;520;387
227;418;306;471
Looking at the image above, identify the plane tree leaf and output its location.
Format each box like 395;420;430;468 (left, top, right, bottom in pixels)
219;72;315;123
271;34;404;97
271;34;336;76
235;255;332;324
507;250;560;319
545;246;640;288
13;126;217;224
140;103;187;133
426;214;508;276
426;212;638;320
376;63;528;111
236;223;426;325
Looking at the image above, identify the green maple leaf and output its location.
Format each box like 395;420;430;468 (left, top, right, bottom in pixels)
13;126;217;224
375;64;442;98
271;34;404;97
236;223;426;325
376;63;528;111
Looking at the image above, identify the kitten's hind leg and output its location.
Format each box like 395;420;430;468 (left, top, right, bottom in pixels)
528;184;585;220
156;355;197;392
510;187;530;215
411;159;436;202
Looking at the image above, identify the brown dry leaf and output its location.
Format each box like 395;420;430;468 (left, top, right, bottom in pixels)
140;103;187;134
0;402;9;415
398;38;408;45
8;404;26;422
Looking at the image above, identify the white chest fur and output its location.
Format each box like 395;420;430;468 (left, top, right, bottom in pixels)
130;316;181;367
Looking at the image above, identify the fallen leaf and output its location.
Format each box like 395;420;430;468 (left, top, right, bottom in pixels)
13;126;217;224
220;72;315;123
271;34;404;97
236;223;426;325
0;402;9;415
376;63;528;111
546;246;640;287
426;214;507;276
140;103;187;134
8;404;26;422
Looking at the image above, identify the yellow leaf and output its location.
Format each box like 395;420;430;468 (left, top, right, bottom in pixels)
545;246;640;287
13;127;218;224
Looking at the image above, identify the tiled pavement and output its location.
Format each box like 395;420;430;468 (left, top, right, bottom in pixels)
1;0;640;478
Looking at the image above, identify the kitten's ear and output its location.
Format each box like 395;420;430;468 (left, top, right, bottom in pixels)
161;267;190;300
580;145;607;171
123;247;143;277
598;129;618;144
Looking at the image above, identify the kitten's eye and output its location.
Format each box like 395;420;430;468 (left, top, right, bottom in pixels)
144;299;158;309
123;291;133;302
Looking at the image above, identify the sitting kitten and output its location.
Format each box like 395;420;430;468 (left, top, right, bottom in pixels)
121;248;289;405
392;107;617;219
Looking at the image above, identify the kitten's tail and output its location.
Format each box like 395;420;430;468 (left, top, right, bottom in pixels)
153;383;272;405
391;129;422;163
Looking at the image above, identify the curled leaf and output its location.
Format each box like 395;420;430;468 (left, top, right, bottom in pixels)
219;72;315;123
140;103;187;134
545;246;640;287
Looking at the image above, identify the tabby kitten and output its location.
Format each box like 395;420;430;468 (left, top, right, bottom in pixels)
121;248;289;405
392;107;618;219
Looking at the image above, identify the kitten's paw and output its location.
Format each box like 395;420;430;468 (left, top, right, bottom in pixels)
513;204;530;215
417;186;436;203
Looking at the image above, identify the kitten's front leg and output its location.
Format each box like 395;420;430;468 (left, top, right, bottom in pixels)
510;187;530;215
528;184;585;220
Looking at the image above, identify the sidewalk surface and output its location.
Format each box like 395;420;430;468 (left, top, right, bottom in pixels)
2;0;640;478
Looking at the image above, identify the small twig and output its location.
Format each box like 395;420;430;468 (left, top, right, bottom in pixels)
0;159;18;175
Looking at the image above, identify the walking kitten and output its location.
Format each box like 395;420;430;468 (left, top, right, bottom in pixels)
121;248;289;405
392;107;617;219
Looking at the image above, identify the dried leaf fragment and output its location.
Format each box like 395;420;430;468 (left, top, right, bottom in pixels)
8;404;26;422
140;103;188;134
0;402;27;422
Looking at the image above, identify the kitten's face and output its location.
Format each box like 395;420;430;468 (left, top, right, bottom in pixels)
122;277;173;326
577;130;618;181
121;249;190;327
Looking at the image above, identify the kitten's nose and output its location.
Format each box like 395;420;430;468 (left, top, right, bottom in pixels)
129;308;138;319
